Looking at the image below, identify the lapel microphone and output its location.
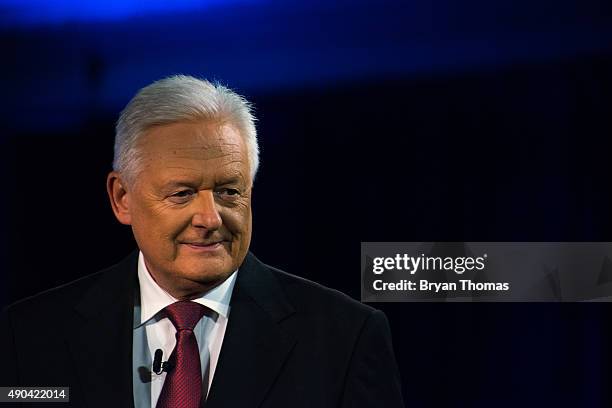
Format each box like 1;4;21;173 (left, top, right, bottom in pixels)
152;349;174;375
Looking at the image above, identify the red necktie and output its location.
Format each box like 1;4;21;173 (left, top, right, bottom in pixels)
156;301;208;408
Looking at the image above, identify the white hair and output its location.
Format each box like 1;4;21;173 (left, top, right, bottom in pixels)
113;75;259;186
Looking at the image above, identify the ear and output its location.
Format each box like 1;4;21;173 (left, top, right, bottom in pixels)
107;171;132;225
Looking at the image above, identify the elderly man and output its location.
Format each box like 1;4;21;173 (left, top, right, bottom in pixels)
1;76;404;407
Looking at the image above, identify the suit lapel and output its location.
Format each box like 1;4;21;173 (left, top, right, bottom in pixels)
63;251;295;407
67;252;138;408
207;253;296;408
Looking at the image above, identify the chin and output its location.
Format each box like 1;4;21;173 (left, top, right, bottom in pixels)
184;266;233;284
173;255;237;284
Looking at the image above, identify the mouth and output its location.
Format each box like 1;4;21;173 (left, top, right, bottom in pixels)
181;241;225;253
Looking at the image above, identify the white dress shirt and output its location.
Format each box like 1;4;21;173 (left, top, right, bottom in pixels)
135;251;237;407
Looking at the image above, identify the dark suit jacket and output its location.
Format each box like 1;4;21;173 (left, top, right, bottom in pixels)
1;251;404;407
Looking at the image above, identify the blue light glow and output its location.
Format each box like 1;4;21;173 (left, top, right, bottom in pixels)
0;0;259;27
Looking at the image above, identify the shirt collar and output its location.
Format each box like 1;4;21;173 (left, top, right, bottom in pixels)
136;251;237;327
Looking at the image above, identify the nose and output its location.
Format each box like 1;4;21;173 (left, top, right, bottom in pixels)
191;190;222;230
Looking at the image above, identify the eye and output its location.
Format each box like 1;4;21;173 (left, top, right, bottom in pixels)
215;188;240;200
174;190;195;197
168;189;195;203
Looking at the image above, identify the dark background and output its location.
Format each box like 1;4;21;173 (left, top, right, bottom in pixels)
2;0;612;406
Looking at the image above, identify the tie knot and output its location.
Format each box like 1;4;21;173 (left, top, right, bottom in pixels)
164;301;207;331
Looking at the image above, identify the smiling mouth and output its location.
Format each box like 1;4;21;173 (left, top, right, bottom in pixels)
182;241;225;252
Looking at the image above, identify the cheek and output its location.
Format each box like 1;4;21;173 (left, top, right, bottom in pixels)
222;205;251;237
133;207;189;244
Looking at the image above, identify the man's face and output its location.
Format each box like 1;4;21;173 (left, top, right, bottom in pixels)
109;120;252;298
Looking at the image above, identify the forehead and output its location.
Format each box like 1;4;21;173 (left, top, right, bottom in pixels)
137;120;250;182
140;120;244;157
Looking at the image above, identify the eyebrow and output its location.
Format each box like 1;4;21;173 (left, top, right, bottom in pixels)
216;170;247;186
158;180;199;192
159;176;245;191
216;177;245;186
